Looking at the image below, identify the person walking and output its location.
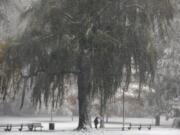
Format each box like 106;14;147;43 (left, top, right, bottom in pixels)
94;117;99;129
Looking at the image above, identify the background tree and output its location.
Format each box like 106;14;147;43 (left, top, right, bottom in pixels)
2;0;174;130
146;2;180;125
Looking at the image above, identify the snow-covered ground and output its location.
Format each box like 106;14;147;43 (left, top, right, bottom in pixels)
0;116;179;135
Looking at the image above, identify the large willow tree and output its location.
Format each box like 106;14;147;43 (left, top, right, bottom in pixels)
2;0;174;130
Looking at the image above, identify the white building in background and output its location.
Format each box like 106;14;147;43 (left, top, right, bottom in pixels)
172;96;180;110
170;96;180;117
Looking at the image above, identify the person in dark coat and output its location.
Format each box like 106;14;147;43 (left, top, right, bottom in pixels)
94;117;99;129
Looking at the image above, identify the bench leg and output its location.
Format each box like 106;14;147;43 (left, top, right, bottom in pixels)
4;125;9;132
122;127;125;131
19;126;23;131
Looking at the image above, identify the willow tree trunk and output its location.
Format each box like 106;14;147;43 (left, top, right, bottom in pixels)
100;105;105;128
155;115;160;126
77;44;92;130
77;73;92;130
100;89;106;128
106;114;109;123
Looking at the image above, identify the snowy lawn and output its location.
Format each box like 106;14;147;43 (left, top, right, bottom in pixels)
0;128;180;135
0;117;179;135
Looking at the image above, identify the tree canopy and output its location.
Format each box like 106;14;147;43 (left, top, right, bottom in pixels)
2;0;174;129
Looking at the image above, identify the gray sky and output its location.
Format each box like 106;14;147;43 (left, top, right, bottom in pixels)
0;0;36;40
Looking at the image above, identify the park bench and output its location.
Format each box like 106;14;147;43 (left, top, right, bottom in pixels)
4;124;12;131
0;124;26;131
0;123;43;132
27;123;43;131
126;123;152;130
0;124;12;131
